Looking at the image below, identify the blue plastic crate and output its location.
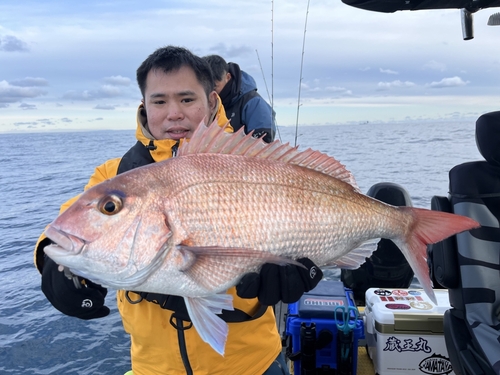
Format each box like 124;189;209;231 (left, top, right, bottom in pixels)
285;280;364;374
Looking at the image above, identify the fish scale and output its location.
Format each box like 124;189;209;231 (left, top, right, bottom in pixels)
169;156;367;258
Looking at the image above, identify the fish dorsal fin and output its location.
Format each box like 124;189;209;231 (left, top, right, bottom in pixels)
179;119;360;191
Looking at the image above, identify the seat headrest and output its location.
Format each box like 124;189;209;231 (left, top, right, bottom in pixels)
476;111;500;166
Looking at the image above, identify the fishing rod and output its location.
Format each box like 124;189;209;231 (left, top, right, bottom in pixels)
271;0;276;142
255;0;282;142
294;0;311;147
270;0;282;141
255;49;281;142
256;50;272;106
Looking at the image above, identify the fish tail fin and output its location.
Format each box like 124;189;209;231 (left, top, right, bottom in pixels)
394;207;480;304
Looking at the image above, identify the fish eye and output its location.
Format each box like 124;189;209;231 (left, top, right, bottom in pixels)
98;194;123;215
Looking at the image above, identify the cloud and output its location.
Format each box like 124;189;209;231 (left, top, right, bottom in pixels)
9;77;49;87
14;121;38;126
423;60;447;72
300;82;321;92
325;86;353;95
0;35;28;52
63;83;127;101
19;103;37;110
100;85;122;96
0;80;47;103
37;118;55;125
326;86;347;92
61;117;72;123
359;67;371;72
427;76;469;88
377;80;416;90
103;75;131;86
207;43;253;59
63;90;94;100
94;104;115;110
299;81;354;95
380;68;399;75
89;117;104;121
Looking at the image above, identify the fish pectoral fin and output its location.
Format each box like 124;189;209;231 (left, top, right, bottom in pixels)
327;239;379;269
184;295;234;356
177;245;302;290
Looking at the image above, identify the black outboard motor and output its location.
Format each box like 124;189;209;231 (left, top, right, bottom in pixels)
341;182;415;305
428;111;500;375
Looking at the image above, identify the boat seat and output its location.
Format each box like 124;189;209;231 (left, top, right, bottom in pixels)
341;182;414;305
428;111;500;375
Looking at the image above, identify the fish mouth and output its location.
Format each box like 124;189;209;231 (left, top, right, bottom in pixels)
44;225;86;255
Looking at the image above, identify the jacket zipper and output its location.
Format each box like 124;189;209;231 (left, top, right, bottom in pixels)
172;141;179;157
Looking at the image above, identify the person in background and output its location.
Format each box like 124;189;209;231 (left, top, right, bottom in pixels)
203;54;276;143
35;46;322;375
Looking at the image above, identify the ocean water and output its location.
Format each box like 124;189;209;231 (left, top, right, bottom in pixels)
0;121;483;374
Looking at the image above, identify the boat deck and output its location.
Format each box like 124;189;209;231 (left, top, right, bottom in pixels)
357;347;375;375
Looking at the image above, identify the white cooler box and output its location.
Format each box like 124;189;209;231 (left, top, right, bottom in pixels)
365;288;455;375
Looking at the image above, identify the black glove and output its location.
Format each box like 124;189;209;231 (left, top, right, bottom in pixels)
236;258;323;305
41;256;110;320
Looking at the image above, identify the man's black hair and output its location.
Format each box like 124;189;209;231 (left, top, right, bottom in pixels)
137;46;214;98
202;55;229;82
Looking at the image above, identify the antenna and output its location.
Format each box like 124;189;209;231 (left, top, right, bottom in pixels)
294;0;311;147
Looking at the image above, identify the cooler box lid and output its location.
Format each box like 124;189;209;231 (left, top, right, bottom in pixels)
365;288;451;334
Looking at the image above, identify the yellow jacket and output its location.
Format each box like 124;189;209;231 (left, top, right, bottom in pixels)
34;99;282;375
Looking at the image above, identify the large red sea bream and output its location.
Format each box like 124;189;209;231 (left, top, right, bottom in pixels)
44;120;479;355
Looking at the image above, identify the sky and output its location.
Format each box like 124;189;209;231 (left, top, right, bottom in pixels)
1;0;499;133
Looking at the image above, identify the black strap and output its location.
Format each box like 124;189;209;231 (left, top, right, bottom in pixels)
117;141;155;175
171;316;193;375
219;303;268;323
130;291;268;323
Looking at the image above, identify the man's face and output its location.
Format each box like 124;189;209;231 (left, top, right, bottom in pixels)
144;66;217;140
214;72;231;94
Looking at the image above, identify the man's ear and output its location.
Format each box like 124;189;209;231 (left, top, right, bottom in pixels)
139;99;147;118
208;91;218;112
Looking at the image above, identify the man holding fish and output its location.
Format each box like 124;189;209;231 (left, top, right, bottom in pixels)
35;46;324;374
35;45;480;375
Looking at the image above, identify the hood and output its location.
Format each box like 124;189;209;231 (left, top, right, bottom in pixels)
219;63;258;109
219;63;257;108
134;95;229;162
239;70;257;94
219;63;240;109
